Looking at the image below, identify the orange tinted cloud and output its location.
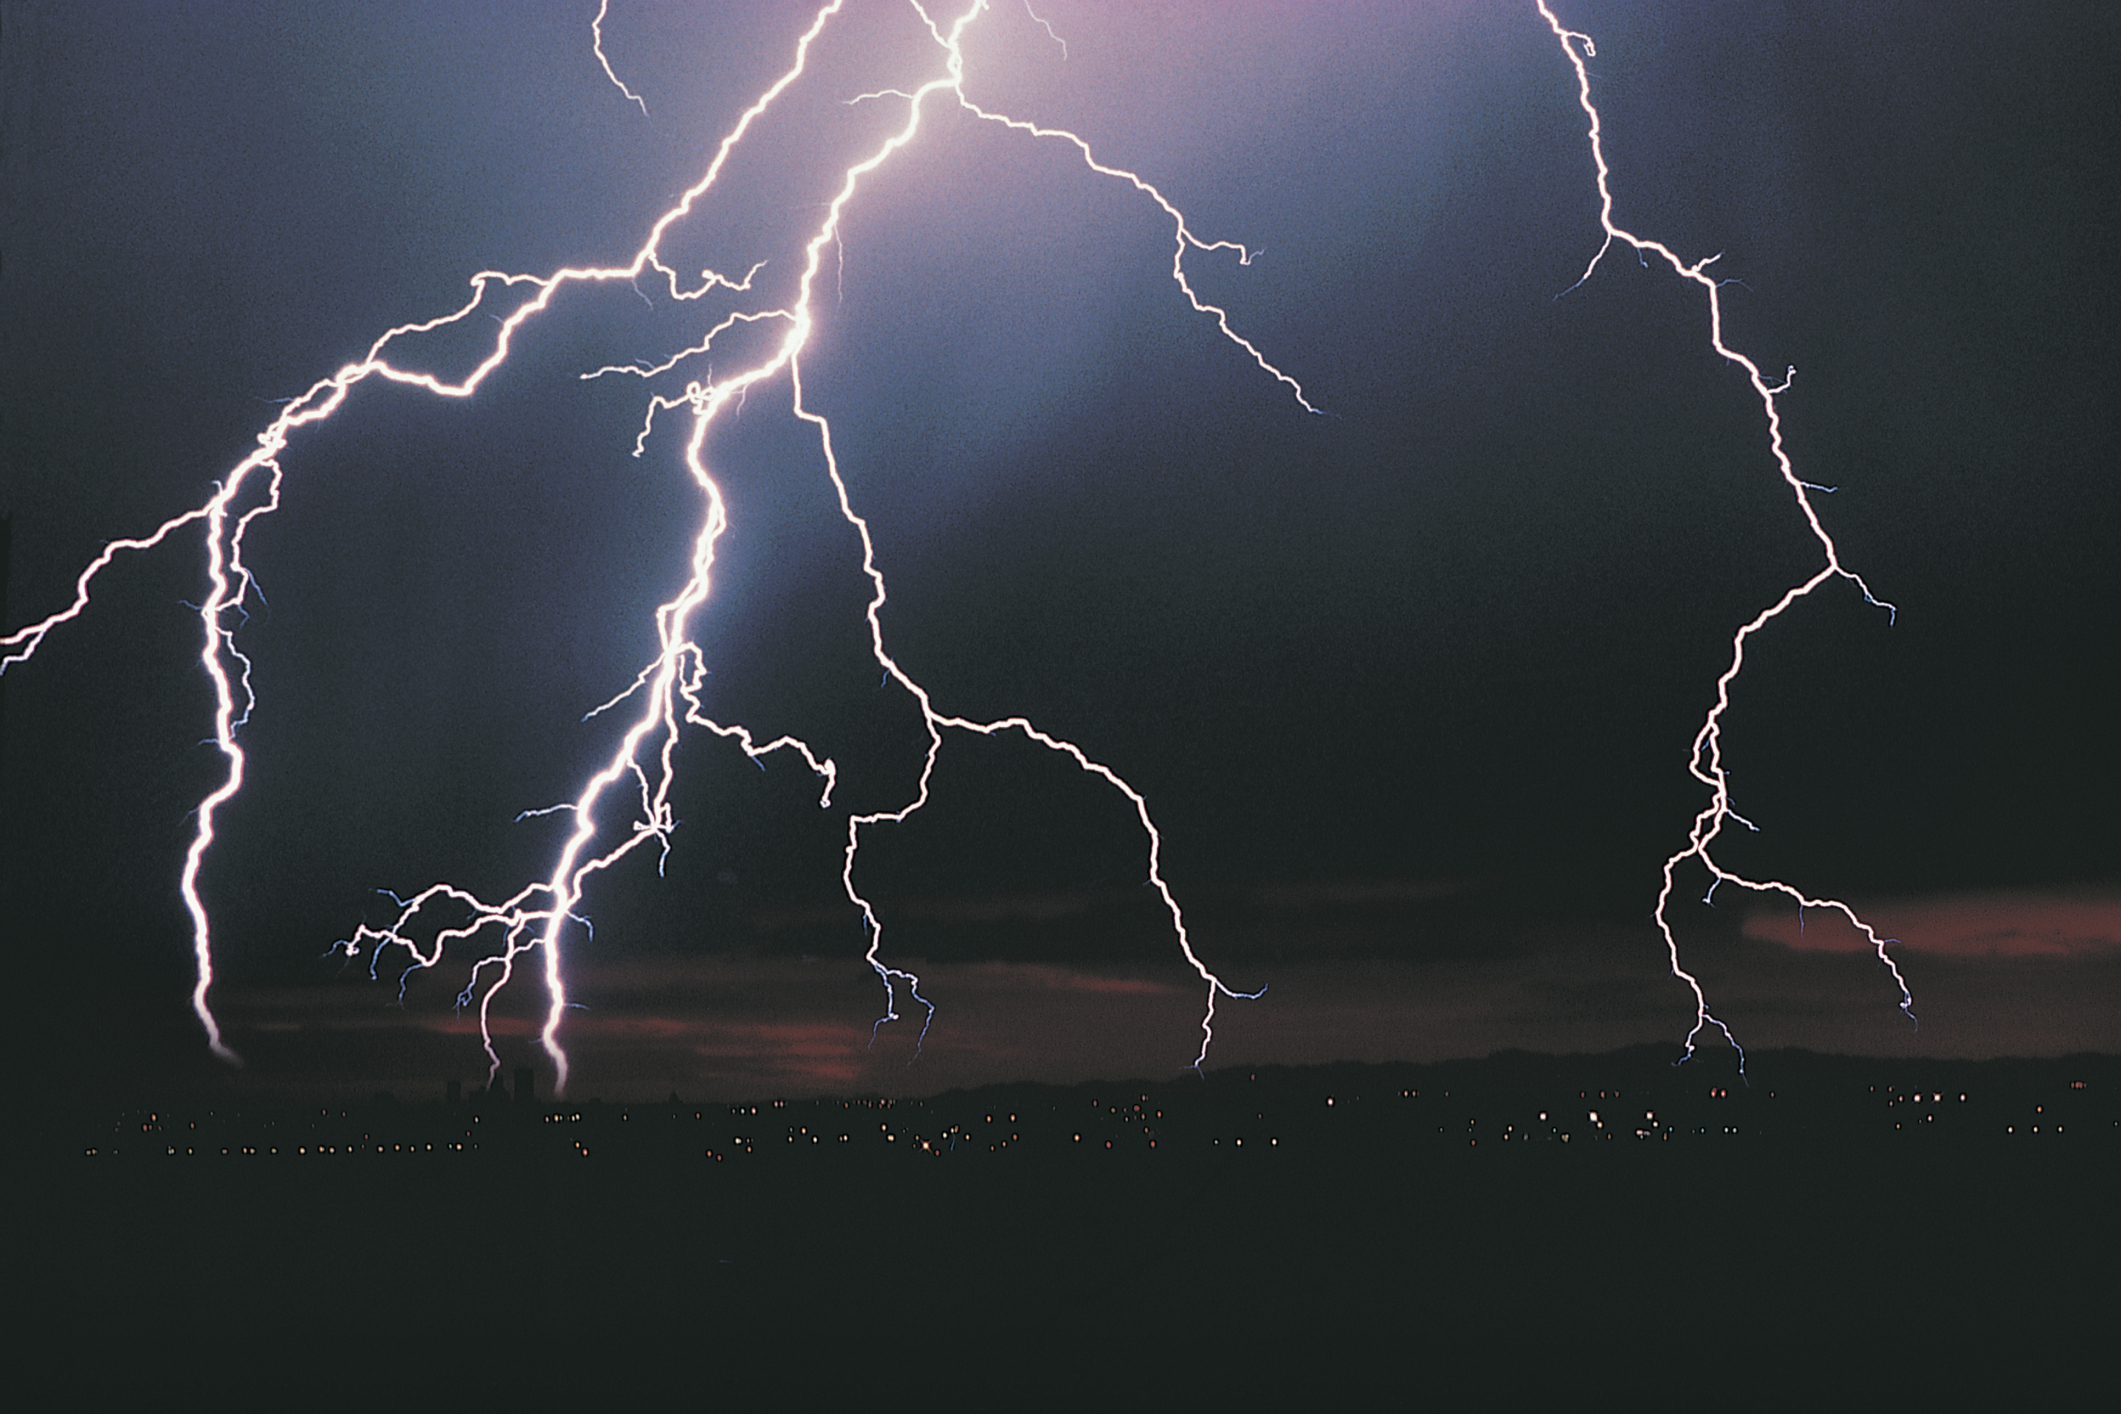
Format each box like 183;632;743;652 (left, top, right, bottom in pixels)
1746;889;2121;958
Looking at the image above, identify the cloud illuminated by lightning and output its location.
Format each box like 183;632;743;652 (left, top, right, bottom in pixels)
1538;1;1916;1067
2;0;1299;1092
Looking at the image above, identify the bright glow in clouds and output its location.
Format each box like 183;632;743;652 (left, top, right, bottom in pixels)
1;2;1927;1092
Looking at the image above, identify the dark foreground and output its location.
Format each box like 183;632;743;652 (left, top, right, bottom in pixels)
23;1047;2115;1402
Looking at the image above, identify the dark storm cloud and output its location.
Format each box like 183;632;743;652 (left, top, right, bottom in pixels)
195;920;2118;1103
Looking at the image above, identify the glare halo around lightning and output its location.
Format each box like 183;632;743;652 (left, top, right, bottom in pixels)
1538;2;1916;1065
1;0;1302;1090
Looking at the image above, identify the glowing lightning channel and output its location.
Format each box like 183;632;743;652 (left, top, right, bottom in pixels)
591;0;650;118
3;0;1300;1092
795;363;1263;1069
1538;2;1916;1068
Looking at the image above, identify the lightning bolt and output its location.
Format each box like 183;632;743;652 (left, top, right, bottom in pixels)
4;2;1925;1095
3;0;1295;1093
1538;1;1916;1067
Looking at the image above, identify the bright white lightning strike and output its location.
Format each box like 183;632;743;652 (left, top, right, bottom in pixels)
1538;2;1916;1066
2;0;1297;1092
591;0;650;119
3;2;1922;1094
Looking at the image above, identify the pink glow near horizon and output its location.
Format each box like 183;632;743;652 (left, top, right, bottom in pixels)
1749;889;2121;959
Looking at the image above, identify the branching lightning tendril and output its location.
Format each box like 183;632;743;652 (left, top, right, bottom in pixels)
1539;2;1915;1068
591;0;651;119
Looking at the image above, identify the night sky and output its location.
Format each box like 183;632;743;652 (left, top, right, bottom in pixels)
3;0;2115;1104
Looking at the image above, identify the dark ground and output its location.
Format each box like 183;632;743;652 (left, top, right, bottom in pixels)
21;1047;2114;1402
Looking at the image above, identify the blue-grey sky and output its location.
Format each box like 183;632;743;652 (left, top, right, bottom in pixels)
3;1;2115;1101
